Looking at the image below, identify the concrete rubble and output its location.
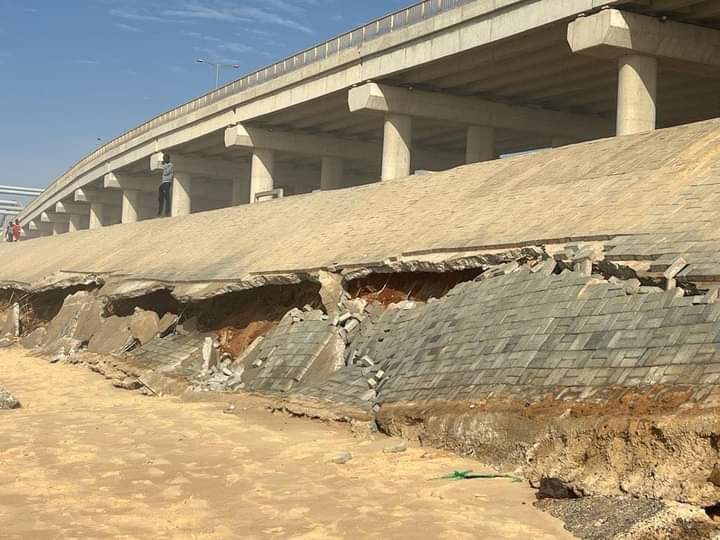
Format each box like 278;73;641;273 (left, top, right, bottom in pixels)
0;387;20;409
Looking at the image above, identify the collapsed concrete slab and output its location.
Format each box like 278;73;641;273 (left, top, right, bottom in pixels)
239;308;342;394
87;316;133;355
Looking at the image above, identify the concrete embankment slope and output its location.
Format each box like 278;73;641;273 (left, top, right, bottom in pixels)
2;118;720;293
4;119;720;537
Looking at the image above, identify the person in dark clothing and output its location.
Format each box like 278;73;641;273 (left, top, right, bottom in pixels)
158;154;173;217
5;223;12;242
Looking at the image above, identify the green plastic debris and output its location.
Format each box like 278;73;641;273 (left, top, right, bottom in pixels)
433;470;522;482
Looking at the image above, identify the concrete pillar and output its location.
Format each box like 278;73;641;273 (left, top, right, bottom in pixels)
616;54;657;136
172;173;192;216
381;113;412;181
465;126;495;164
89;203;104;229
121;189;141;223
232;177;249;206
320;156;344;190
250;149;275;203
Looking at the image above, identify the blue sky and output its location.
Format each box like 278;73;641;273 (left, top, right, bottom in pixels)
0;0;410;192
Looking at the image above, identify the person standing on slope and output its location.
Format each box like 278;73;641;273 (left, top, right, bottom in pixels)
11;220;21;242
158;154;173;217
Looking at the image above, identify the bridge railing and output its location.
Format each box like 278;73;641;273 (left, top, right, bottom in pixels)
23;0;479;218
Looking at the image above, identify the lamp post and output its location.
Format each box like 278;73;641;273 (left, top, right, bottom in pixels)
195;59;241;89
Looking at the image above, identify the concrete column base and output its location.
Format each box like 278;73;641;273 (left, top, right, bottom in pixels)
320;157;344;190
250;149;275;203
52;222;68;236
89;203;104;229
381;113;412;181
465;126;495;164
172;173;192;216
617;54;657;136
122;189;141;223
68;214;87;232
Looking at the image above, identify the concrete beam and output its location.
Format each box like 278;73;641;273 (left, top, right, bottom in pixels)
28;220;52;234
55;201;89;215
224;124;379;162
74;188;121;206
348;83;613;139
104;172;157;193
568;8;720;66
40;211;71;224
149;153;238;179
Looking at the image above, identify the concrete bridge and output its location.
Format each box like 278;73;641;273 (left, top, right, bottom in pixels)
18;0;720;237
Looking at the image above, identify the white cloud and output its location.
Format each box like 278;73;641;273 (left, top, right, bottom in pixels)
115;22;141;32
109;7;187;24
163;1;313;34
76;59;101;65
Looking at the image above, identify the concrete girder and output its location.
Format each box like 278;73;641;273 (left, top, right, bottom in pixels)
348;83;613;139
28;220;52;234
461;55;603;97
441;45;581;93
393;25;567;85
259;94;348;126
648;0;706;9
74;188;122;206
686;2;720;20
55;201;90;215
108;171;236;206
40;211;71;224
568;8;720;66
104;172;158;193
291;108;356;130
149;153;238;179
224;124;380;163
515;65;617;103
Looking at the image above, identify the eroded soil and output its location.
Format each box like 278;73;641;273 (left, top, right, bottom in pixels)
0;349;572;539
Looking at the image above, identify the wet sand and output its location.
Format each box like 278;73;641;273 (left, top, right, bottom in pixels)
0;349;573;539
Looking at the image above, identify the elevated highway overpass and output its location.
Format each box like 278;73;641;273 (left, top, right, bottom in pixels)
17;0;720;238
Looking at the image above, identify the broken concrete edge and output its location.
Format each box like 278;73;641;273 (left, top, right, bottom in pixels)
1;237;711;307
0;249;538;305
0;272;105;295
266;393;374;423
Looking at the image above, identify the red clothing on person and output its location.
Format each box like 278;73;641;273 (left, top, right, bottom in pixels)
11;223;20;242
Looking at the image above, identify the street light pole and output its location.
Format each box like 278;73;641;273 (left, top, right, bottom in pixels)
195;59;241;90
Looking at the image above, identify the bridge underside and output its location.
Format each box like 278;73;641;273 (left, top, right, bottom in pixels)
17;0;720;238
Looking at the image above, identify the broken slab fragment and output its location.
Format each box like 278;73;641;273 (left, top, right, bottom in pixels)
20;327;47;349
318;270;346;316
0;303;20;338
0;388;20;409
87;315;133;355
129;308;160;345
157;312;179;336
44;291;103;348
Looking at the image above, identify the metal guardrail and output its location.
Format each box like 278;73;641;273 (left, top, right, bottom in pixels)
22;0;480;219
